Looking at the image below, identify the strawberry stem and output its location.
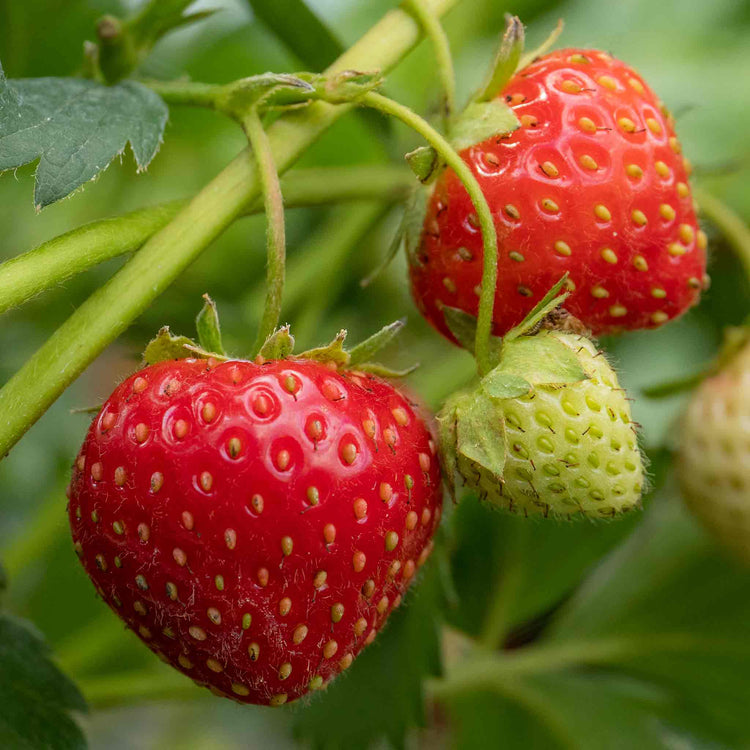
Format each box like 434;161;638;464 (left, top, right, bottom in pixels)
357;91;499;376
402;0;456;127
243;109;288;358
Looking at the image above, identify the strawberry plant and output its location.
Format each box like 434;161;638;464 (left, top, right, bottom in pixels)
0;0;748;748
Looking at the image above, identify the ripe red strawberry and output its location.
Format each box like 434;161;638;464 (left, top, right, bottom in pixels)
410;48;707;343
68;356;442;706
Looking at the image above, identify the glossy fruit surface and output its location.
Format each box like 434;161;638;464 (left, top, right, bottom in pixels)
68;357;442;705
411;48;706;343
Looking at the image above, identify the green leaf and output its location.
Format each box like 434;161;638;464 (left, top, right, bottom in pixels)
0;71;167;208
0;612;87;749
436;393;463;499
449;99;520;151
195;294;225;356
299;329;349;366
258;325;295;360
481;370;531;400
456;395;505;478
246;0;344;72
141;327;200;365
293;554;443;749
475;15;525;102
498;331;587;386
406;145;439;183
504;274;569;342
347;320;405;367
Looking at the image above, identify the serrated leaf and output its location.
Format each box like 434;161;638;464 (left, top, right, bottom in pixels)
142;327;200;365
456;396;505;478
498;331;587;386
195;294;225;356
475;15;525;102
347;320;405;367
259;325;295;360
449;99;520;151
0;71;167;208
481;369;531;400
0;612;87;749
293;555;443;749
504;274;569;342
299;329;349;366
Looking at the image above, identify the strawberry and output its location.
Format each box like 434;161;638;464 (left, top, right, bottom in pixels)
678;340;750;562
410;48;707;343
438;318;644;518
67;353;442;706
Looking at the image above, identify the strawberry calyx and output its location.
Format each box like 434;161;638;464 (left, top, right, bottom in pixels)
142;295;414;377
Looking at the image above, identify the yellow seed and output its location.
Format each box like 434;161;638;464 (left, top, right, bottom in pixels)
655;161;670;178
579;154;598;170
309;676;324;690
598;75;617;90
676;182;689;198
561;79;582;94
668;242;687;256
331;603;344;623
541;198;559;212
651;287;667;299
232;683;250;696
279;597;292;616
442;277;456;293
178;654;193;669
313;570;327;588
281;536;293;556
610;305;628;318
520;114;538;128
504;204;520;219
646;118;662;135
392;407;409;426
697;230;708;251
618;117;636;133
248;642;260;661
270;694;287;707
509;251;525;262
579;116;596;133
569;53;590;64
600;248;618;264
206;658;223;673
669;137;681;154
594;204;611;221
591;286;609;299
554;240;572;256
683;157;693;176
323;640;338;659
279;663;292;680
651;311;669;324
678;224;695;244
292;625;308;644
628;77;645;94
632;210;647;226
385;531;399;552
659;204;676;221
339;653;354;670
626;164;643;179
541;161;559;178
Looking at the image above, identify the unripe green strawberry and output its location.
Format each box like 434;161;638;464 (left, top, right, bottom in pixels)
678;341;750;562
438;329;643;518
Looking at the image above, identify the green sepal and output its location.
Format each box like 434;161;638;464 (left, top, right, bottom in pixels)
481;370;531;400
299;329;349;366
314;70;383;104
517;19;564;72
142;327;209;365
348;320;405;366
442;306;502;359
355;362;419;378
217;73;314;117
449;99;520;151
456;395;506;478
497;331;587;386
196;294;225;356
406;146;440;184
504;274;570;342
436;393;463;499
475;15;525;102
259;325;295;360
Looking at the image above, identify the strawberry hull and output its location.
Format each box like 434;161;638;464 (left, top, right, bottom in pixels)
68;358;442;705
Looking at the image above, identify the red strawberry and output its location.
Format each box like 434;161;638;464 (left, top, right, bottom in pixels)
68;356;442;706
410;48;707;343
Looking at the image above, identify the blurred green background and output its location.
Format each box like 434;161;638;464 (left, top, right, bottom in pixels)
1;0;749;747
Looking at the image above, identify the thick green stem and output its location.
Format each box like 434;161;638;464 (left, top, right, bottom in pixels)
0;0;462;460
141;79;222;108
693;185;750;283
402;0;456;126
0;166;413;317
359;92;498;375
243;110;287;356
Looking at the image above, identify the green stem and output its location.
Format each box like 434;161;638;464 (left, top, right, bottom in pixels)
0;0;462;461
141;79;223;108
243;110;287;356
402;0;456;126
358;91;498;375
693;185;750;283
0;166;413;317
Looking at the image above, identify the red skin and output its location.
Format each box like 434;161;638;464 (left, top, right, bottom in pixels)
410;48;706;342
68;357;442;706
